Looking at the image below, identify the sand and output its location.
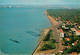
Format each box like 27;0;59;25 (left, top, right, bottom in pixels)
32;29;50;55
44;11;58;29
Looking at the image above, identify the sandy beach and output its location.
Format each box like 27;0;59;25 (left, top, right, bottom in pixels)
44;11;58;29
32;29;50;55
32;11;58;55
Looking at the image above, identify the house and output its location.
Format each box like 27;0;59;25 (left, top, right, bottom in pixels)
58;50;63;53
64;27;69;29
71;52;77;55
62;25;69;29
76;30;80;35
76;25;79;27
58;29;64;37
70;28;76;31
65;21;70;25
72;40;78;46
56;18;58;21
65;38;70;41
72;42;77;46
66;45;70;48
58;53;62;55
58;17;61;19
62;25;65;28
79;26;80;28
62;23;66;26
62;41;65;44
74;23;77;25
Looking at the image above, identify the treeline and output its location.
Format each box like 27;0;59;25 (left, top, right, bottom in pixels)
47;9;80;24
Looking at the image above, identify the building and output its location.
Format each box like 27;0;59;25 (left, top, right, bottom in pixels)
64;27;69;29
71;52;77;55
72;42;77;46
62;25;65;28
65;38;70;41
79;26;80;28
56;18;59;21
72;40;78;46
58;17;61;19
62;23;66;26
58;50;63;53
76;30;80;35
66;45;70;48
58;29;64;37
70;28;76;31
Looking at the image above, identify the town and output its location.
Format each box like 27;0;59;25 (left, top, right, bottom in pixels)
57;20;80;55
33;9;80;55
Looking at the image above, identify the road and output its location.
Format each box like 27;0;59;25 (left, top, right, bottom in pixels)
51;21;62;54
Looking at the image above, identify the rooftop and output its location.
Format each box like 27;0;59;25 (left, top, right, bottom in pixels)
65;38;70;41
71;52;77;55
70;28;76;31
66;45;70;48
77;30;80;32
59;29;63;33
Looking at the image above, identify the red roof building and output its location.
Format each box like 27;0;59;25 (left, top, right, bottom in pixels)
71;52;77;55
76;30;80;35
58;29;64;37
72;42;77;46
59;29;63;33
65;38;70;41
66;45;70;48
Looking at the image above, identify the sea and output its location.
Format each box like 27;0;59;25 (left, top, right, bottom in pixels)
0;6;79;55
0;7;52;55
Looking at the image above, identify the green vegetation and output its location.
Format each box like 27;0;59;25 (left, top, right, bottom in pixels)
47;9;80;24
62;35;80;54
63;43;80;54
39;30;56;51
46;9;80;54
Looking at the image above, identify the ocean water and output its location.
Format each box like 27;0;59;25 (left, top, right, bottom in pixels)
0;7;51;55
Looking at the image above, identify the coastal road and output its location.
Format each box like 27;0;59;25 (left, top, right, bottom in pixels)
51;21;62;54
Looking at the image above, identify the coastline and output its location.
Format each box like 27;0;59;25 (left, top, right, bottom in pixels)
32;11;58;55
44;11;58;29
32;29;50;55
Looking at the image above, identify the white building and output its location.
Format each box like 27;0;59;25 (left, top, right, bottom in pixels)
62;25;69;29
58;50;63;53
58;29;64;37
62;25;65;28
79;26;80;28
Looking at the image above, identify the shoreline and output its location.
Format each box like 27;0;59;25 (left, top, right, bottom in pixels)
32;29;50;55
44;11;58;29
32;11;58;55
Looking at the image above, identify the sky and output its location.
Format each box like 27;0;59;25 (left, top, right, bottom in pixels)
0;0;80;6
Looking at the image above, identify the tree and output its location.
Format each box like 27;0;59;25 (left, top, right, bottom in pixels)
50;39;56;43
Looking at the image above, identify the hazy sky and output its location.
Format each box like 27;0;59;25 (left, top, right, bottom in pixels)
0;0;80;5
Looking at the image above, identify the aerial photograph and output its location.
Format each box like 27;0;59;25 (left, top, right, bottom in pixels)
0;0;80;55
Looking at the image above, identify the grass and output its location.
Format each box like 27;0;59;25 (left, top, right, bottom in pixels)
39;30;56;51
